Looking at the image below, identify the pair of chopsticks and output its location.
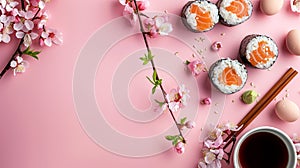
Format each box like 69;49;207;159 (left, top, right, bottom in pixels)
223;67;298;163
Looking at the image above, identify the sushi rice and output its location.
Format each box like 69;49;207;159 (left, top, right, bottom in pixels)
209;58;248;94
182;0;219;32
217;0;253;26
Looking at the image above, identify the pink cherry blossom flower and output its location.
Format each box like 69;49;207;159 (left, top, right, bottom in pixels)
119;0;149;25
143;15;173;38
16;31;39;47
0;24;13;43
10;56;28;76
187;60;205;76
13;10;35;33
154;15;172;36
2;0;18;12
25;0;47;9
174;141;185;154
129;0;149;11
164;84;190;112
199;150;222;168
37;11;48;29
40;28;63;47
122;4;137;25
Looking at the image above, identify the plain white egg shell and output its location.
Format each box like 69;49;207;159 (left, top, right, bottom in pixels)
286;29;300;55
260;0;284;15
275;99;300;122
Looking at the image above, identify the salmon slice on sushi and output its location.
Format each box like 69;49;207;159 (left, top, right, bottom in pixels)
209;58;248;94
217;0;253;26
239;34;279;69
181;0;219;32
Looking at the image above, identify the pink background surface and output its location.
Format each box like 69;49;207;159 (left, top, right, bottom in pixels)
1;0;300;168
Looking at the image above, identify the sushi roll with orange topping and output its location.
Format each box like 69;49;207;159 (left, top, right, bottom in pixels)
181;0;219;33
209;58;247;94
217;0;253;26
239;34;279;69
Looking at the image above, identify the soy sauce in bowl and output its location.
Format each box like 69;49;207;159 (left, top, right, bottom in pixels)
239;132;288;168
233;126;297;168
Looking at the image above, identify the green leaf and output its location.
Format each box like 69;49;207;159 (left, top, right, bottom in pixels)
22;47;41;60
155;99;165;107
152;70;157;82
165;135;175;141
139;52;154;65
180;117;187;125
152;85;157;94
146;76;155;85
156;79;162;85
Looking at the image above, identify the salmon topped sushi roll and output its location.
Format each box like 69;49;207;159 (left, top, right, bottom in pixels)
217;0;253;26
181;0;219;33
239;34;279;69
209;58;247;94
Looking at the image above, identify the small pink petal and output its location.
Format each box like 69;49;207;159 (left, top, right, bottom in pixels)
16;31;24;38
24;20;34;31
13;22;23;31
44;38;52;47
2;33;10;43
211;41;222;51
30;32;39;40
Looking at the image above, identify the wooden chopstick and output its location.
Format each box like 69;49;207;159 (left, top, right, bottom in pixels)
223;67;298;147
236;67;297;135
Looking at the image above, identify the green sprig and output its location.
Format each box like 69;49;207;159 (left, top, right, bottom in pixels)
140;51;154;65
22;47;41;60
165;135;184;145
146;70;162;94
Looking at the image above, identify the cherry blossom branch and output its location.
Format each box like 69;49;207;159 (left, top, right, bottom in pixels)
133;0;186;143
0;2;41;79
0;39;23;79
0;0;62;79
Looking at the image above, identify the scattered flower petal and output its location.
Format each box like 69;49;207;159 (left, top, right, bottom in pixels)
211;41;222;51
187;60;205;76
201;98;212;105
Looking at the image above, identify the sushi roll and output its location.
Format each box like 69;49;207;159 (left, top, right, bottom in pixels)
217;0;253;26
239;34;279;69
181;0;219;33
209;58;247;94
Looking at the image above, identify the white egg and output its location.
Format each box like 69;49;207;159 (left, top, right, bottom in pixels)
260;0;284;15
286;29;300;56
275;99;300;122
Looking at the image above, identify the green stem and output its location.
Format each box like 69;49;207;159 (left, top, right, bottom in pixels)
133;0;186;143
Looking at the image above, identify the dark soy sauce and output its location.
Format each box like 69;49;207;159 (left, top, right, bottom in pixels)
239;132;289;168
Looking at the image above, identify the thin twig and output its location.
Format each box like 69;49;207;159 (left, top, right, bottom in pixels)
133;0;186;143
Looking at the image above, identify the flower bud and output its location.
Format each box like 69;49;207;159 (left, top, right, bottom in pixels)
201;97;212;105
185;121;196;129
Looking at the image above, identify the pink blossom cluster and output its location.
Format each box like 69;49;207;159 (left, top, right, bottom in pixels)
0;0;62;47
143;15;173;38
0;0;62;76
291;134;300;166
162;84;190;113
119;0;172;38
119;0;149;25
10;55;28;76
198;122;241;168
